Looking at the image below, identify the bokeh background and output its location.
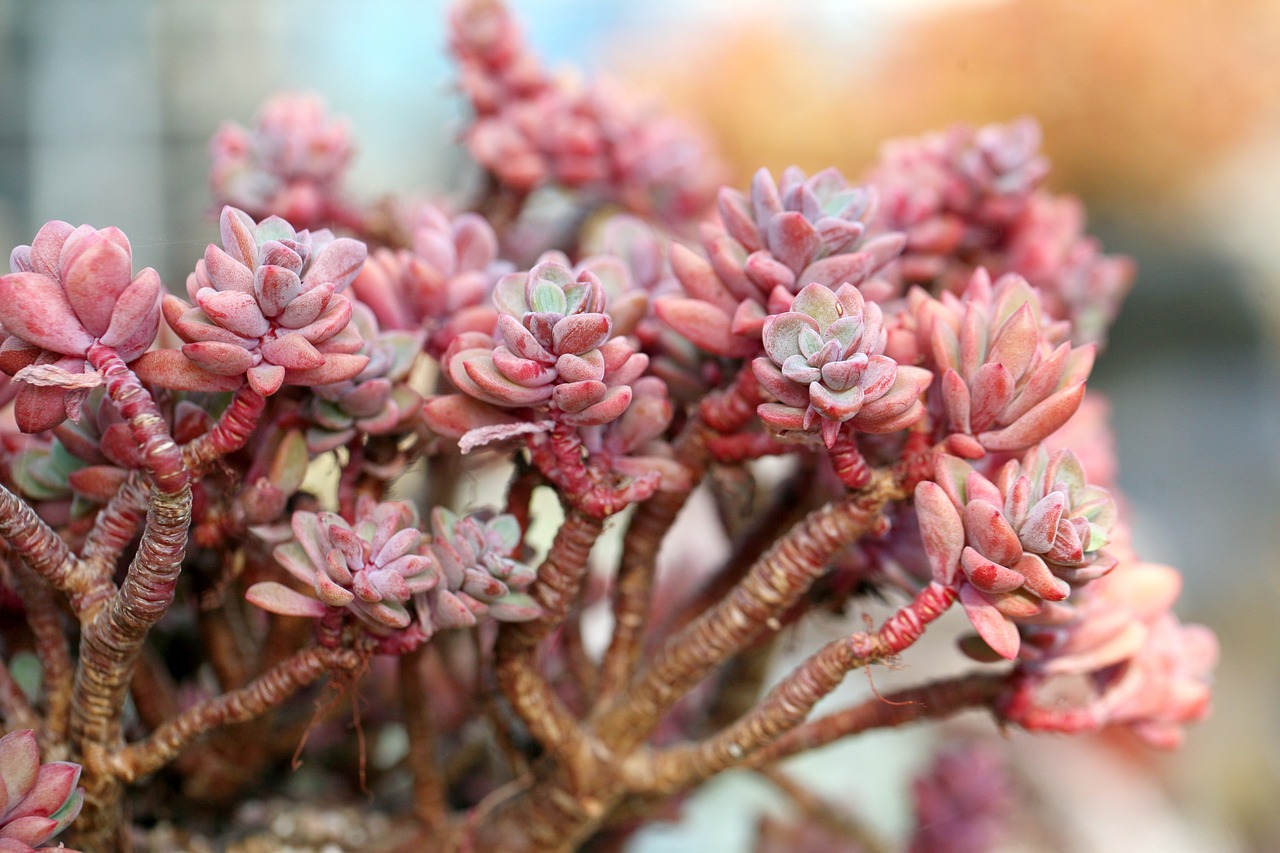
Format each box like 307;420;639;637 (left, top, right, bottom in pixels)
2;0;1278;850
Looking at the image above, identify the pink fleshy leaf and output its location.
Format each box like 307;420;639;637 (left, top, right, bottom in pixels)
261;332;325;370
1018;492;1065;553
553;350;604;384
752;357;810;408
963;499;1023;567
979;381;1085;452
552;379;607;414
718;187;763;253
255;264;302;318
941;368;971;434
277;282;334;329
245;581;327;618
247;362;287;396
203;244;254;294
968;362;1014;434
181;341;256;376
28;220;75;280
757;402;806;433
0;730;38;814
0;815;58;846
670;241;735;312
293;295;353;344
462;357;554;405
3;761;80;823
1013;552;1070;601
13;384;72;433
61;233;133;336
654;297;757;358
131;349;244;392
551;313;611;356
958;584;1020;659
0;272;94;355
757;211;819;270
283;353;369;386
304;237;367;291
915;481;964;585
743;250;797;293
219;206;259;268
797;250;874;289
197;287;269;338
99;269;162;361
558;384;632;426
960;545;1025;594
987;302;1038;379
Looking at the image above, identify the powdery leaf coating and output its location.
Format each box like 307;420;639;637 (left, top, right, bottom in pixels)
139;206;369;395
753;282;930;446
662;165;905;356
917;449;1117;658
437;258;652;431
0;221;164;431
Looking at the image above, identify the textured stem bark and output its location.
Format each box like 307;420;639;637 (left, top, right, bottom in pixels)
111;645;361;782
12;563;74;744
400;646;448;832
593;472;900;750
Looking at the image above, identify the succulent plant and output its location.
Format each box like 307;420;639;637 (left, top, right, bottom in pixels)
249;498;437;632
432;258;649;433
1010;560;1217;748
0;730;83;852
868;118;1049;291
752;283;932;446
0;221;163;432
657;166;905;357
304;301;425;453
915;449;1118;658
134;206;369;397
909;268;1094;457
350;205;510;357
209;93;354;229
413;507;539;638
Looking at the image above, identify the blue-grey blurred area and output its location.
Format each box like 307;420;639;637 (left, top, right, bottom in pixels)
1;0;1277;850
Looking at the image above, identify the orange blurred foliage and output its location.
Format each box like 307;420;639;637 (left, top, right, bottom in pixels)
625;0;1280;213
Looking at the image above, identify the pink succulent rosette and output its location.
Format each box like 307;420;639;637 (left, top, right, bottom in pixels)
412;507;539;639
0;730;84;853
0;222;163;432
908;268;1094;457
249;497;438;632
868;118;1048;291
915;449;1118;659
1013;560;1217;748
658;167;905;357
350;205;511;358
908;743;1012;853
209;93;354;229
424;258;650;448
752;282;932;446
134;206;369;397
865;118;1134;345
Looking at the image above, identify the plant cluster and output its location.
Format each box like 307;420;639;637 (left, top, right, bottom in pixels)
0;2;1214;851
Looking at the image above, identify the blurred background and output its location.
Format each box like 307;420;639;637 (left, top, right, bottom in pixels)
1;0;1278;850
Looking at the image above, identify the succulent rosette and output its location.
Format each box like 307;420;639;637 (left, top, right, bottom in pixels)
752;283;932;446
209;93;353;229
0;221;163;432
657;166;905;357
0;729;84;852
134;206;368;397
914;449;1118;659
413;507;539;639
426;259;649;442
868;118;1049;290
249;497;436;632
1013;560;1217;748
350;206;510;357
304;301;425;453
910;268;1094;457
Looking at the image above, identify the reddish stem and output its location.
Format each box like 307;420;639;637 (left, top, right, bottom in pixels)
699;363;762;435
828;428;871;490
